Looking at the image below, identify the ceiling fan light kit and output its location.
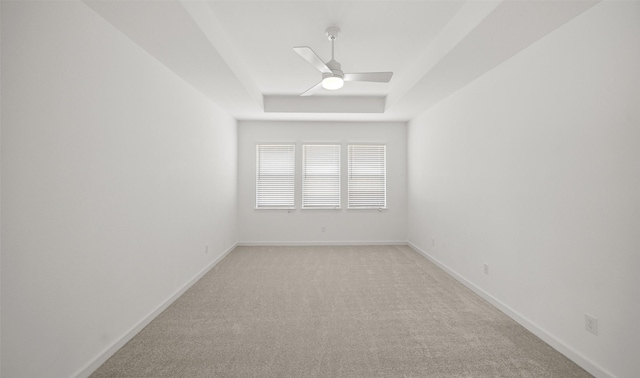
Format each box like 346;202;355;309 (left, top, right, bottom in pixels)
322;75;344;90
294;27;393;96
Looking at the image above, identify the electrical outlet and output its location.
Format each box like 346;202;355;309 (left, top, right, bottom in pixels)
585;314;598;335
321;226;326;232
205;245;209;254
432;239;435;247
483;263;489;275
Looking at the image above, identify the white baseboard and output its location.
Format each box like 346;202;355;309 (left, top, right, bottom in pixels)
407;241;614;378
237;241;408;246
74;242;237;378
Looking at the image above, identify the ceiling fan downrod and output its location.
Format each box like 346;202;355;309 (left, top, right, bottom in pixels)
323;27;343;88
326;26;340;61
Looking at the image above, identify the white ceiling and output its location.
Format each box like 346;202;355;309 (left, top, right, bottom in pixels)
84;0;598;122
206;1;464;96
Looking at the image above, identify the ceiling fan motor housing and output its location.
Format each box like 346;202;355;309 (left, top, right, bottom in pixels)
325;59;344;79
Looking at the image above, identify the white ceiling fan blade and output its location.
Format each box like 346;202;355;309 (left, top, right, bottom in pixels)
293;46;332;74
300;81;323;96
343;72;393;83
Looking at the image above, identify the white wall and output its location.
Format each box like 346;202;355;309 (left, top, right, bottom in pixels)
238;121;407;244
1;2;237;377
407;2;639;378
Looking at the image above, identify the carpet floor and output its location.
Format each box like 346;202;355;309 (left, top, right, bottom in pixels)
90;245;592;377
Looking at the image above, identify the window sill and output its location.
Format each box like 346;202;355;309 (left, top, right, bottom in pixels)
255;207;296;210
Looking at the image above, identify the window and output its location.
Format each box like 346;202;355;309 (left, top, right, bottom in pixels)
348;145;386;209
302;145;340;209
256;144;295;209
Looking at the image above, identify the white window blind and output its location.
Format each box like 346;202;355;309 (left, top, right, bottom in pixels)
302;144;341;209
348;145;386;209
256;144;295;209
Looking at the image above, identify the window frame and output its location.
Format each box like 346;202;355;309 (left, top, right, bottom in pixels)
347;144;387;210
301;144;341;210
255;144;296;210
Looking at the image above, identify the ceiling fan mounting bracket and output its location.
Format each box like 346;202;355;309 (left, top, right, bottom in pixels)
326;27;340;41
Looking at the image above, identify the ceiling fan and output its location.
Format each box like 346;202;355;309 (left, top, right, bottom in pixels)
293;27;393;96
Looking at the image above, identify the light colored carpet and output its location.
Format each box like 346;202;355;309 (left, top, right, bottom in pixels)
91;245;591;377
